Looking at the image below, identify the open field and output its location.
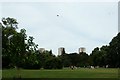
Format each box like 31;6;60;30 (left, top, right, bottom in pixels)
2;68;119;79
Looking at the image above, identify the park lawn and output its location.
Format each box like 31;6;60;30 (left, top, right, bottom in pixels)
2;68;119;78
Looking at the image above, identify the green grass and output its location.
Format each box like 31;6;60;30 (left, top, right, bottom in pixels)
2;68;119;78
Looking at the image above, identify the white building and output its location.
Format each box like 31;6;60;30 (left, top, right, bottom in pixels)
39;48;45;53
78;47;86;53
58;47;65;55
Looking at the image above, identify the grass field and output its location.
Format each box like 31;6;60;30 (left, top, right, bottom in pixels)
2;68;119;78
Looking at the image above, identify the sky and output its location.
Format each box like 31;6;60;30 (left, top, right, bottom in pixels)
0;1;118;55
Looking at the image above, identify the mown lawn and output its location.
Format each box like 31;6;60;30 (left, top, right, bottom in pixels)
2;68;119;78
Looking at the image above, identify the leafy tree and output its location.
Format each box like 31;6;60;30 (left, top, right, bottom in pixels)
107;32;120;68
79;52;89;67
90;47;100;67
59;52;89;67
38;50;55;68
2;17;19;68
22;53;41;69
59;54;71;67
26;36;38;52
44;57;63;69
68;53;79;66
2;17;39;69
99;45;109;67
2;17;119;69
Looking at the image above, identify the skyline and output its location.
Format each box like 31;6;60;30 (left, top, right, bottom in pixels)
0;2;118;55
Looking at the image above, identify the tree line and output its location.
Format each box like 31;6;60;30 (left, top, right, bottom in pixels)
1;17;120;69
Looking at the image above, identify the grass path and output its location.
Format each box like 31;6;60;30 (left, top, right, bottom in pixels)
2;68;119;78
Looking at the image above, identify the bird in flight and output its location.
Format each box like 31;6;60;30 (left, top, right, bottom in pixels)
57;14;59;17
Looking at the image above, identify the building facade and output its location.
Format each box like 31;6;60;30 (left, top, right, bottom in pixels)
39;48;45;53
58;47;65;55
78;47;86;53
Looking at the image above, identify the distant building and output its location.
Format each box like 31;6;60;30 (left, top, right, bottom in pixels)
78;47;86;53
39;48;45;53
58;47;65;55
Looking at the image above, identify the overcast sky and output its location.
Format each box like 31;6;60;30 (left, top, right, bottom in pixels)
0;2;118;55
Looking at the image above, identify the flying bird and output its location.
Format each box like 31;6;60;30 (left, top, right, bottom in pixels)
57;14;59;17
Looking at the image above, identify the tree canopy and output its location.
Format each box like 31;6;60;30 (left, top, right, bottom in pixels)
1;17;120;69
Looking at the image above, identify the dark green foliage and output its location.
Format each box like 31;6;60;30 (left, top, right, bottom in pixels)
90;47;100;66
90;46;109;67
107;32;120;68
44;57;63;69
89;32;120;68
22;53;42;69
59;52;89;67
2;17;120;69
59;54;71;67
79;52;89;67
2;17;19;68
68;53;78;66
2;17;40;69
38;50;56;68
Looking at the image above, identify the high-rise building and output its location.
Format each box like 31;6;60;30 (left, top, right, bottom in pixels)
39;48;45;53
58;47;65;55
78;47;86;53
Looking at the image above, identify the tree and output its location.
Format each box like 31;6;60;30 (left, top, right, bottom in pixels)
68;53;79;66
90;47;100;67
22;53;42;69
38;50;55;68
2;17;39;69
26;36;38;52
107;32;120;68
2;17;19;68
59;54;71;67
79;52;89;67
99;45;109;67
44;57;63;69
